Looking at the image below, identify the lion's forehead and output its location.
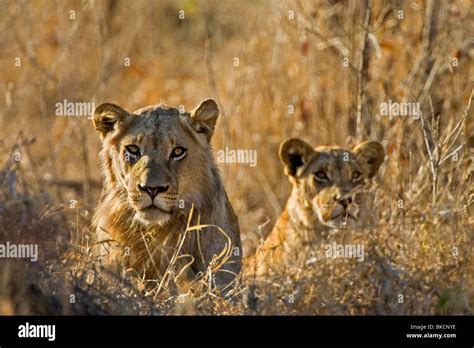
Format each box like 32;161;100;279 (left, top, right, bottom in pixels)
130;111;181;134
133;105;183;117
118;111;197;152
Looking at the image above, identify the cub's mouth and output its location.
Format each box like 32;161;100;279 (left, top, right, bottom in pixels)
324;211;358;229
330;211;357;221
318;201;359;229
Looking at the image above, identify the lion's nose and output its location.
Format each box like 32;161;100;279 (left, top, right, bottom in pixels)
138;184;169;199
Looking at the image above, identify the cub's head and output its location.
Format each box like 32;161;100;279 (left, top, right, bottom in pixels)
93;99;220;225
280;138;385;229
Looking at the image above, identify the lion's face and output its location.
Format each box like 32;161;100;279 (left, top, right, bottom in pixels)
280;139;385;229
93;99;220;225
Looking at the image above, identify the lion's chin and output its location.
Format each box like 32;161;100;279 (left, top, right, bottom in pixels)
134;206;173;226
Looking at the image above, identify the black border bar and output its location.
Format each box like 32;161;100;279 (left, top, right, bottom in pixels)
0;315;473;346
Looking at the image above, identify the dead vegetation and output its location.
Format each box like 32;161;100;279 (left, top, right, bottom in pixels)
0;0;473;315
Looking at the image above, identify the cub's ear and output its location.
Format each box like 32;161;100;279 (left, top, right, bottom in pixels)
353;141;385;177
93;103;129;139
189;99;219;142
279;138;315;177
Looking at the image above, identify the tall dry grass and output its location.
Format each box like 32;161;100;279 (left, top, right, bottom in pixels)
0;0;472;314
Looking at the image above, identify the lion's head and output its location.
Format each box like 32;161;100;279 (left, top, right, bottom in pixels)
280;138;385;229
93;99;220;226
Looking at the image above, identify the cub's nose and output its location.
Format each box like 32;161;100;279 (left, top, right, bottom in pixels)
138;184;169;199
340;197;352;209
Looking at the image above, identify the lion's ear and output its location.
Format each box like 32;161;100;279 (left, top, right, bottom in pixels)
189;99;219;142
353;141;385;177
93;103;129;139
279;138;315;177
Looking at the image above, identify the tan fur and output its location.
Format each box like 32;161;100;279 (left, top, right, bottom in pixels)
92;99;241;292
247;139;385;276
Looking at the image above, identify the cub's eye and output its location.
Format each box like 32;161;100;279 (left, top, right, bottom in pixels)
124;145;141;163
352;171;362;181
125;145;140;155
171;146;187;160
314;171;328;181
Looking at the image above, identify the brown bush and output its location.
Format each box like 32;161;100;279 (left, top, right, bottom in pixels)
0;0;472;315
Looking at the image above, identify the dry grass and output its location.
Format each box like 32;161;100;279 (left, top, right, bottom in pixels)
0;0;473;315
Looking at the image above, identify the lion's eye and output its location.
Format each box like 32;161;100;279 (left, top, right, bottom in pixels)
171;146;187;160
314;171;328;181
352;171;362;181
124;145;141;163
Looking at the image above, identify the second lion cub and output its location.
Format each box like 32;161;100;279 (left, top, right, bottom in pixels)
251;138;385;276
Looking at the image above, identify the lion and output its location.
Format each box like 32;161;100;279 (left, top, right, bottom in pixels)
91;99;241;293
248;138;385;276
